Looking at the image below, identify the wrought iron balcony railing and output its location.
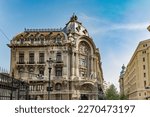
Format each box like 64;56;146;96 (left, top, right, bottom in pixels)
37;61;45;64
27;61;35;64
17;61;25;64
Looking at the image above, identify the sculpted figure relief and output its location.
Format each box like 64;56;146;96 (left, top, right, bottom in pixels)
79;42;88;54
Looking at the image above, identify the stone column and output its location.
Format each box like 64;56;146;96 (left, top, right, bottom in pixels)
91;56;94;74
95;58;97;77
71;52;75;77
63;51;67;77
76;52;79;77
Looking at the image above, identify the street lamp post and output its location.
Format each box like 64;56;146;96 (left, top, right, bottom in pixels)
47;58;53;100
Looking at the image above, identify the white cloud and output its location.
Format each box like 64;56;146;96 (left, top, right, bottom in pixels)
79;13;150;36
90;22;149;35
110;23;149;31
79;13;101;22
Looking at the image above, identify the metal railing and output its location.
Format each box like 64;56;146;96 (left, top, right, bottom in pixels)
0;73;29;100
24;28;62;32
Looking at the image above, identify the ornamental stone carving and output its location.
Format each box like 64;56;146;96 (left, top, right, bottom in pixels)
79;42;89;54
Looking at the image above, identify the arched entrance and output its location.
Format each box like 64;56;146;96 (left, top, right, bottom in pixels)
80;83;96;100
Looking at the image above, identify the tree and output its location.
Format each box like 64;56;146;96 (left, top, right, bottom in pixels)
119;93;128;100
105;84;119;100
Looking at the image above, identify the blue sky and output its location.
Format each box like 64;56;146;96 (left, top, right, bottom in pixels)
1;0;150;88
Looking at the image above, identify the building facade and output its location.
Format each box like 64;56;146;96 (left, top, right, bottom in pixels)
8;15;104;100
119;39;150;100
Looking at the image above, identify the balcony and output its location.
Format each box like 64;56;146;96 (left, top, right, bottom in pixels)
53;76;63;79
56;59;63;63
17;61;25;64
37;61;45;64
29;91;46;95
55;59;64;66
26;61;35;65
51;90;74;94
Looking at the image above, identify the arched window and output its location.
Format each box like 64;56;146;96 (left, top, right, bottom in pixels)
78;41;91;78
55;83;62;90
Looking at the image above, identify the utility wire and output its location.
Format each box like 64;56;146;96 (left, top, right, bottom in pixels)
0;28;10;42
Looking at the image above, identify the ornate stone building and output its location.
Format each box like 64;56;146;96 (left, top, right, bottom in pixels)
8;15;104;100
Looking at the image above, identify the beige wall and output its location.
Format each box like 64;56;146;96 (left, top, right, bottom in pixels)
121;39;150;100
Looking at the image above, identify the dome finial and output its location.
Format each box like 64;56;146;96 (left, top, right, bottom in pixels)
70;13;78;22
120;64;125;75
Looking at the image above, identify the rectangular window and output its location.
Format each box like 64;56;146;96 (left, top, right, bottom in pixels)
144;81;146;87
143;65;145;70
56;52;62;62
144;73;146;77
29;52;34;64
142;51;146;54
39;53;44;63
143;57;145;62
55;67;62;76
19;52;24;64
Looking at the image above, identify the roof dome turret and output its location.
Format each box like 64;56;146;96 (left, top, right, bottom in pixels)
63;14;89;37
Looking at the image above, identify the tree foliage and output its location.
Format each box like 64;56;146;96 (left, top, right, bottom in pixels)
105;84;119;100
119;93;128;100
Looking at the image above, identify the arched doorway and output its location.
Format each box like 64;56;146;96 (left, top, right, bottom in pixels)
81;94;88;100
80;83;95;100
